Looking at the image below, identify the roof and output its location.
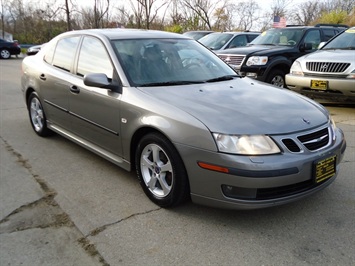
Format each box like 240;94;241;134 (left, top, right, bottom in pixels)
59;28;186;40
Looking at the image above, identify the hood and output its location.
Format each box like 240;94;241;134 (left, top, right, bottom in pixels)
299;49;355;63
217;45;292;56
140;78;328;135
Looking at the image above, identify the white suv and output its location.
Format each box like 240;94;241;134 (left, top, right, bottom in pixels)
286;27;355;103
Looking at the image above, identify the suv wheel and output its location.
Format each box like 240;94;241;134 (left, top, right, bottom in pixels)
267;69;286;88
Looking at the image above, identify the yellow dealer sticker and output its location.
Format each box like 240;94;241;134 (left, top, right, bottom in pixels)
314;155;336;183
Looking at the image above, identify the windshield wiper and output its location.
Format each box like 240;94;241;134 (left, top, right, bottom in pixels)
140;80;205;87
205;75;239;83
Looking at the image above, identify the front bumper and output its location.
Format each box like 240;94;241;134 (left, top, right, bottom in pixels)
286;74;355;102
175;127;346;210
231;65;268;82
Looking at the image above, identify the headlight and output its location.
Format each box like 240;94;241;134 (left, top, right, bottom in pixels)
346;69;355;79
330;116;337;141
290;61;303;76
213;134;281;155
246;56;268;66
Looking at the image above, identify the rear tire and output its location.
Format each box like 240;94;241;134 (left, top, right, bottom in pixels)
135;132;189;208
0;49;11;59
28;92;52;137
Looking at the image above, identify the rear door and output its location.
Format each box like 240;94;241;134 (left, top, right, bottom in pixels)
40;36;80;130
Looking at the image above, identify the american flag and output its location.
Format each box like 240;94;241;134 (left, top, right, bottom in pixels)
273;16;287;28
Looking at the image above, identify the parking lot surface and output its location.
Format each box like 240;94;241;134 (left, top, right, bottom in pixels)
1;58;354;265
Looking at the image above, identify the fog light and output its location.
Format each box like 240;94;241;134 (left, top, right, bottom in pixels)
222;185;257;199
246;72;257;78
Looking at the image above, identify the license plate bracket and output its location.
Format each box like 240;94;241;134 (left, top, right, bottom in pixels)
313;155;336;183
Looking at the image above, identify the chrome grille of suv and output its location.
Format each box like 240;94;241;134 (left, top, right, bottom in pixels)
297;127;330;151
218;55;245;66
306;62;350;73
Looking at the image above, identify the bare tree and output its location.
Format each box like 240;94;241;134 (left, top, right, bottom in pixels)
76;0;110;28
1;0;5;38
131;0;168;29
291;0;321;25
64;0;73;31
320;0;355;13
270;0;292;17
182;0;218;30
232;0;260;31
93;0;110;28
212;0;236;31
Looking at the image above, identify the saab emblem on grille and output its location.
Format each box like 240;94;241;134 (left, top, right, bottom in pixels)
302;118;311;124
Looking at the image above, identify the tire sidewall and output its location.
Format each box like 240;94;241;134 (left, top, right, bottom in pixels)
0;49;11;59
28;92;51;137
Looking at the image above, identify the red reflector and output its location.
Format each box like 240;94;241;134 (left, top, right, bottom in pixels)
198;162;229;173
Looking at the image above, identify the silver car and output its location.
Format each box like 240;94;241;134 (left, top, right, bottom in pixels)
198;31;260;52
21;29;346;210
286;27;355;103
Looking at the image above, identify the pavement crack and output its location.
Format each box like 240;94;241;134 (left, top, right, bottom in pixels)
87;207;162;237
0;195;74;234
1;137;56;195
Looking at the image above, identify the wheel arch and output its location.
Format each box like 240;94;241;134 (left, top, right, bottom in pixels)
264;57;292;78
25;87;35;108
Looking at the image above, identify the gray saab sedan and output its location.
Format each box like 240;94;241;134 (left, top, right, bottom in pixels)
21;29;346;210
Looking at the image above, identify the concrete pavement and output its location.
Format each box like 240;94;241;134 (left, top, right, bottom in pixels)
0;139;104;265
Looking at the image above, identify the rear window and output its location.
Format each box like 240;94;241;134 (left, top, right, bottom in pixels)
52;37;80;72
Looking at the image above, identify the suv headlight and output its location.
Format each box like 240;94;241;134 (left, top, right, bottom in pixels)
213;133;281;155
346;69;355;79
290;60;304;76
246;56;268;66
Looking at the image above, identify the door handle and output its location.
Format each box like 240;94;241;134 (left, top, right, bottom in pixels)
70;85;80;94
39;74;46;81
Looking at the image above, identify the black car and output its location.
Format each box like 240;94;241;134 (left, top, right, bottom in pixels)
0;39;21;59
217;24;348;87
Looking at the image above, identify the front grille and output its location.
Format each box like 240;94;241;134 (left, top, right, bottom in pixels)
297;127;329;151
306;62;350;73
282;138;301;152
218;54;245;66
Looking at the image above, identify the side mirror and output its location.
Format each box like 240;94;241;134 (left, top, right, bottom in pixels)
83;73;120;91
318;42;326;49
300;43;313;52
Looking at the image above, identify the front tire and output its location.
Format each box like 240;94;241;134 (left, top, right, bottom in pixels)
135;133;189;208
266;69;286;88
28;92;52;137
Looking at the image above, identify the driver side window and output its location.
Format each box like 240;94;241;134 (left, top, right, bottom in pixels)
77;37;113;79
303;30;321;49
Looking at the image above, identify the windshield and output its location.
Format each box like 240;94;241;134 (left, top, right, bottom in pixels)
112;38;236;86
198;33;234;50
322;28;355;50
250;28;304;46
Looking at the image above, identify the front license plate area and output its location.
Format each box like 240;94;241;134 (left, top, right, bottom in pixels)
313;155;336;183
311;80;328;90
